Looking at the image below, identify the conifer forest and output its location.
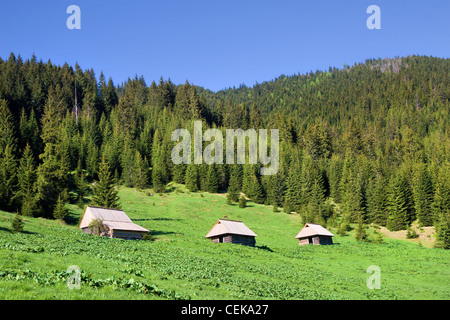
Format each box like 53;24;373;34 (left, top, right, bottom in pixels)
0;54;449;248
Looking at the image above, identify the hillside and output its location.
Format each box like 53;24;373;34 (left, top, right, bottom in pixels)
0;187;449;300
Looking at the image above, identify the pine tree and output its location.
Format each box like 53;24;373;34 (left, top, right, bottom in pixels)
249;103;263;129
151;129;167;193
367;174;388;226
328;154;343;202
435;210;450;249
0;144;18;211
270;172;286;208
284;162;303;213
227;165;241;203
92;155;120;209
133;151;149;189
413;164;434;227
74;159;87;208
185;164;199;192
17;144;37;216
35;88;69;217
205;163;219;193
387;172;414;231
306;172;328;224
120;136;135;187
11;213;24;233
249;173;265;204
53;193;69;220
354;214;368;242
0;99;17;155
152;166;166;193
117;91;137;138
340;156;366;223
241;164;254;197
172;162;186;184
432;164;450;226
238;195;247;208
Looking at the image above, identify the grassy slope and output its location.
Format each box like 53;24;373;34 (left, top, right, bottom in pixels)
0;186;449;300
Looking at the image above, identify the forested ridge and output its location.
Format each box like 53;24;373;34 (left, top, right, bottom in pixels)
0;53;449;247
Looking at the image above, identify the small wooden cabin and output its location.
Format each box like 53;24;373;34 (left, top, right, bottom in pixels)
295;223;334;245
205;219;257;247
79;206;149;240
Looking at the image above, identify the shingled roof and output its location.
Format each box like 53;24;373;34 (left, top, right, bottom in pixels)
294;223;334;239
79;206;149;232
205;219;257;238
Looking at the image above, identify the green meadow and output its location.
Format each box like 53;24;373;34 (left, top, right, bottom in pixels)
0;186;449;300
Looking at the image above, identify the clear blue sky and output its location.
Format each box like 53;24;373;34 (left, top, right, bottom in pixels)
0;0;448;91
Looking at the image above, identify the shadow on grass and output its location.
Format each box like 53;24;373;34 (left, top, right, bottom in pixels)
256;244;274;252
149;230;177;236
0;226;37;235
135;217;183;222
65;211;81;226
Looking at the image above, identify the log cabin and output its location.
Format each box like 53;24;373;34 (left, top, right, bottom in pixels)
295;223;334;245
79;206;149;240
205;219;257;247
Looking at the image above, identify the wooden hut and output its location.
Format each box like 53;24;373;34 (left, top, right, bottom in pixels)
205;219;257;247
295;223;334;245
79;206;149;240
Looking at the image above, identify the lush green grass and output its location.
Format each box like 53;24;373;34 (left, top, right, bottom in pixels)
0;185;449;300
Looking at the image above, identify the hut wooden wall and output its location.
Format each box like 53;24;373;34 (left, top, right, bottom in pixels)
210;234;255;247
298;236;333;245
298;238;310;246
318;235;333;245
230;234;256;247
111;230;147;240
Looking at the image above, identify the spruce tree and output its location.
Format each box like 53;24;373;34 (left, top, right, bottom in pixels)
367;174;388;226
227;165;241;203
249;173;265;204
435;210;450;249
172;162;186;184
53;193;69;220
120;136;135;187
133;151;149;189
0;144;18;211
284;162;303;213
387;173;414;231
307;173;328;224
432;165;450;226
17;144;37;216
205;163;219;193
185;164;199;192
11;213;24;233
151;129;167;193
92;155;120;209
354;214;369;242
340;157;366;223
413;164;434;226
0;99;17;155
238;195;247;208
35;88;69;218
270;172;286;208
74;159;87;208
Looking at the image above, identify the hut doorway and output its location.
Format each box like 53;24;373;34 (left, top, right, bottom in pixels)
219;236;223;243
308;237;313;244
